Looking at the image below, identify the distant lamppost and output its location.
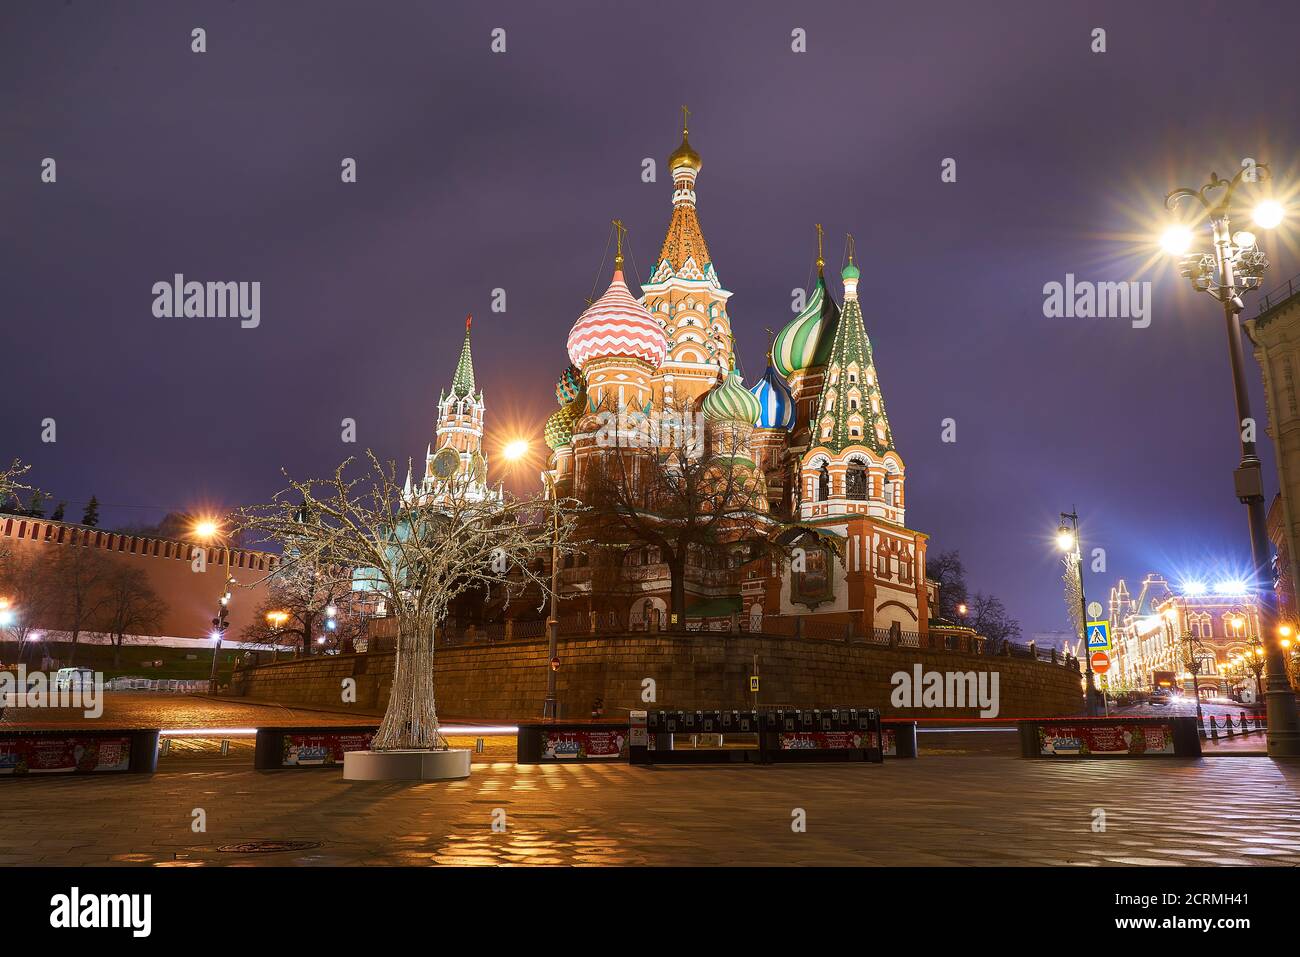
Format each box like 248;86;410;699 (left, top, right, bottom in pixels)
266;610;289;663
1058;509;1098;716
1162;166;1299;755
194;518;235;694
504;438;562;719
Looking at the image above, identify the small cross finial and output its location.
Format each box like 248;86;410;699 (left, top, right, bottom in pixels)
612;218;626;268
681;104;691;137
465;314;472;332
815;224;824;270
764;326;775;361
845;232;856;265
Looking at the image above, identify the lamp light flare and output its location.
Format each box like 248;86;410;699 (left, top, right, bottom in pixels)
1055;529;1075;552
503;439;530;462
194;519;219;539
1253;199;1284;230
1214;580;1248;595
1160;225;1193;255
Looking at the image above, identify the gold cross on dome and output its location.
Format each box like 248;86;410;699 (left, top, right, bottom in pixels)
681;104;691;136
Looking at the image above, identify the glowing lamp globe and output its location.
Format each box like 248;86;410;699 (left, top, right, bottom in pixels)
1159;225;1193;256
1253;200;1284;230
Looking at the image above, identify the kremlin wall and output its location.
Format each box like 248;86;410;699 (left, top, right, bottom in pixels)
0;514;277;644
229;631;1085;721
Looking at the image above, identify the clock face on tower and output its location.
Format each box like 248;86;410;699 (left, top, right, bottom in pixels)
431;447;460;480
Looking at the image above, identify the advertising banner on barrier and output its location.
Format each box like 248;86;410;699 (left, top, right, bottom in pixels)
1038;723;1174;756
281;732;376;767
779;731;871;751
542;729;628;760
0;735;132;775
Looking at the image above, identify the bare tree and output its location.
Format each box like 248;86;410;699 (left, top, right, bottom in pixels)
926;549;969;622
241;558;362;657
96;565;168;668
239;451;571;751
0;552;58;659
0;459;30;502
580;397;776;627
969;592;1022;645
48;546;113;665
0;460;35;546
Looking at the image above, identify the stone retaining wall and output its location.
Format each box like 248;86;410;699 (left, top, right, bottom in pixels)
229;633;1084;720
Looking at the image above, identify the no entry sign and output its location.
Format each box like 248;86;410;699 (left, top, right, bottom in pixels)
1090;651;1110;674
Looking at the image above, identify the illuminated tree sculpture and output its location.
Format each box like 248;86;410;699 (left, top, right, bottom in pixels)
240;451;570;751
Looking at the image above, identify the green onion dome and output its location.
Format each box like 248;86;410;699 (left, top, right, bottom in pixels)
701;360;761;425
771;268;841;378
544;400;581;450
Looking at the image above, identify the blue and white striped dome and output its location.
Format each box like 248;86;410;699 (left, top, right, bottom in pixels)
751;361;796;430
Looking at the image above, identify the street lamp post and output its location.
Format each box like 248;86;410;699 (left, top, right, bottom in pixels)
195;520;234;694
1180;632;1207;726
544;479;561;720
502;438;562;720
1058;509;1098;716
1164;166;1300;755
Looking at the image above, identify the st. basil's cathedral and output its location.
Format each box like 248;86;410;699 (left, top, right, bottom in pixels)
418;117;933;639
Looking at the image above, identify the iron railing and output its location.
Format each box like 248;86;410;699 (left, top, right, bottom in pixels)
1259;272;1300;316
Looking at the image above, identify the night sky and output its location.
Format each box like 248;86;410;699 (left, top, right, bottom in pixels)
5;0;1300;636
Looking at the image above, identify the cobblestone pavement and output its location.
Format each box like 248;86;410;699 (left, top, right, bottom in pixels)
0;692;383;730
1;753;1298;867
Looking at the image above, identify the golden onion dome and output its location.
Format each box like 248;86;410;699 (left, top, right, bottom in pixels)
668;130;701;172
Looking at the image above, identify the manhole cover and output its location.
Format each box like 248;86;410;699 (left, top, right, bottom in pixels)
217;840;322;854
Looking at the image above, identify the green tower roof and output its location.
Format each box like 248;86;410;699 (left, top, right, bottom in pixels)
451;314;476;397
811;288;893;455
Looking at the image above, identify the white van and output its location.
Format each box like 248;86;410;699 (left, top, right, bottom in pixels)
54;667;96;691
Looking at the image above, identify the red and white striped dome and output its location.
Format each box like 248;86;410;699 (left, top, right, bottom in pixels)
566;270;667;370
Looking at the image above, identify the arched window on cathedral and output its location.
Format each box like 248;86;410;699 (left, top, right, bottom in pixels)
817;464;830;502
845;462;868;500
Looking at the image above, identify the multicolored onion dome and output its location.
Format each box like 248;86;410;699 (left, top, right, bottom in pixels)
554;364;583;406
702;360;761;424
772;270;841;379
544;400;580;450
750;360;796;430
566;269;667;370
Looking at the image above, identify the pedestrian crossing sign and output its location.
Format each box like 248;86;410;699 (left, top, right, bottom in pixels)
1086;620;1110;651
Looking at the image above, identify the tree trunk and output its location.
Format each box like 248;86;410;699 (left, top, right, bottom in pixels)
668;555;687;630
373;612;443;751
